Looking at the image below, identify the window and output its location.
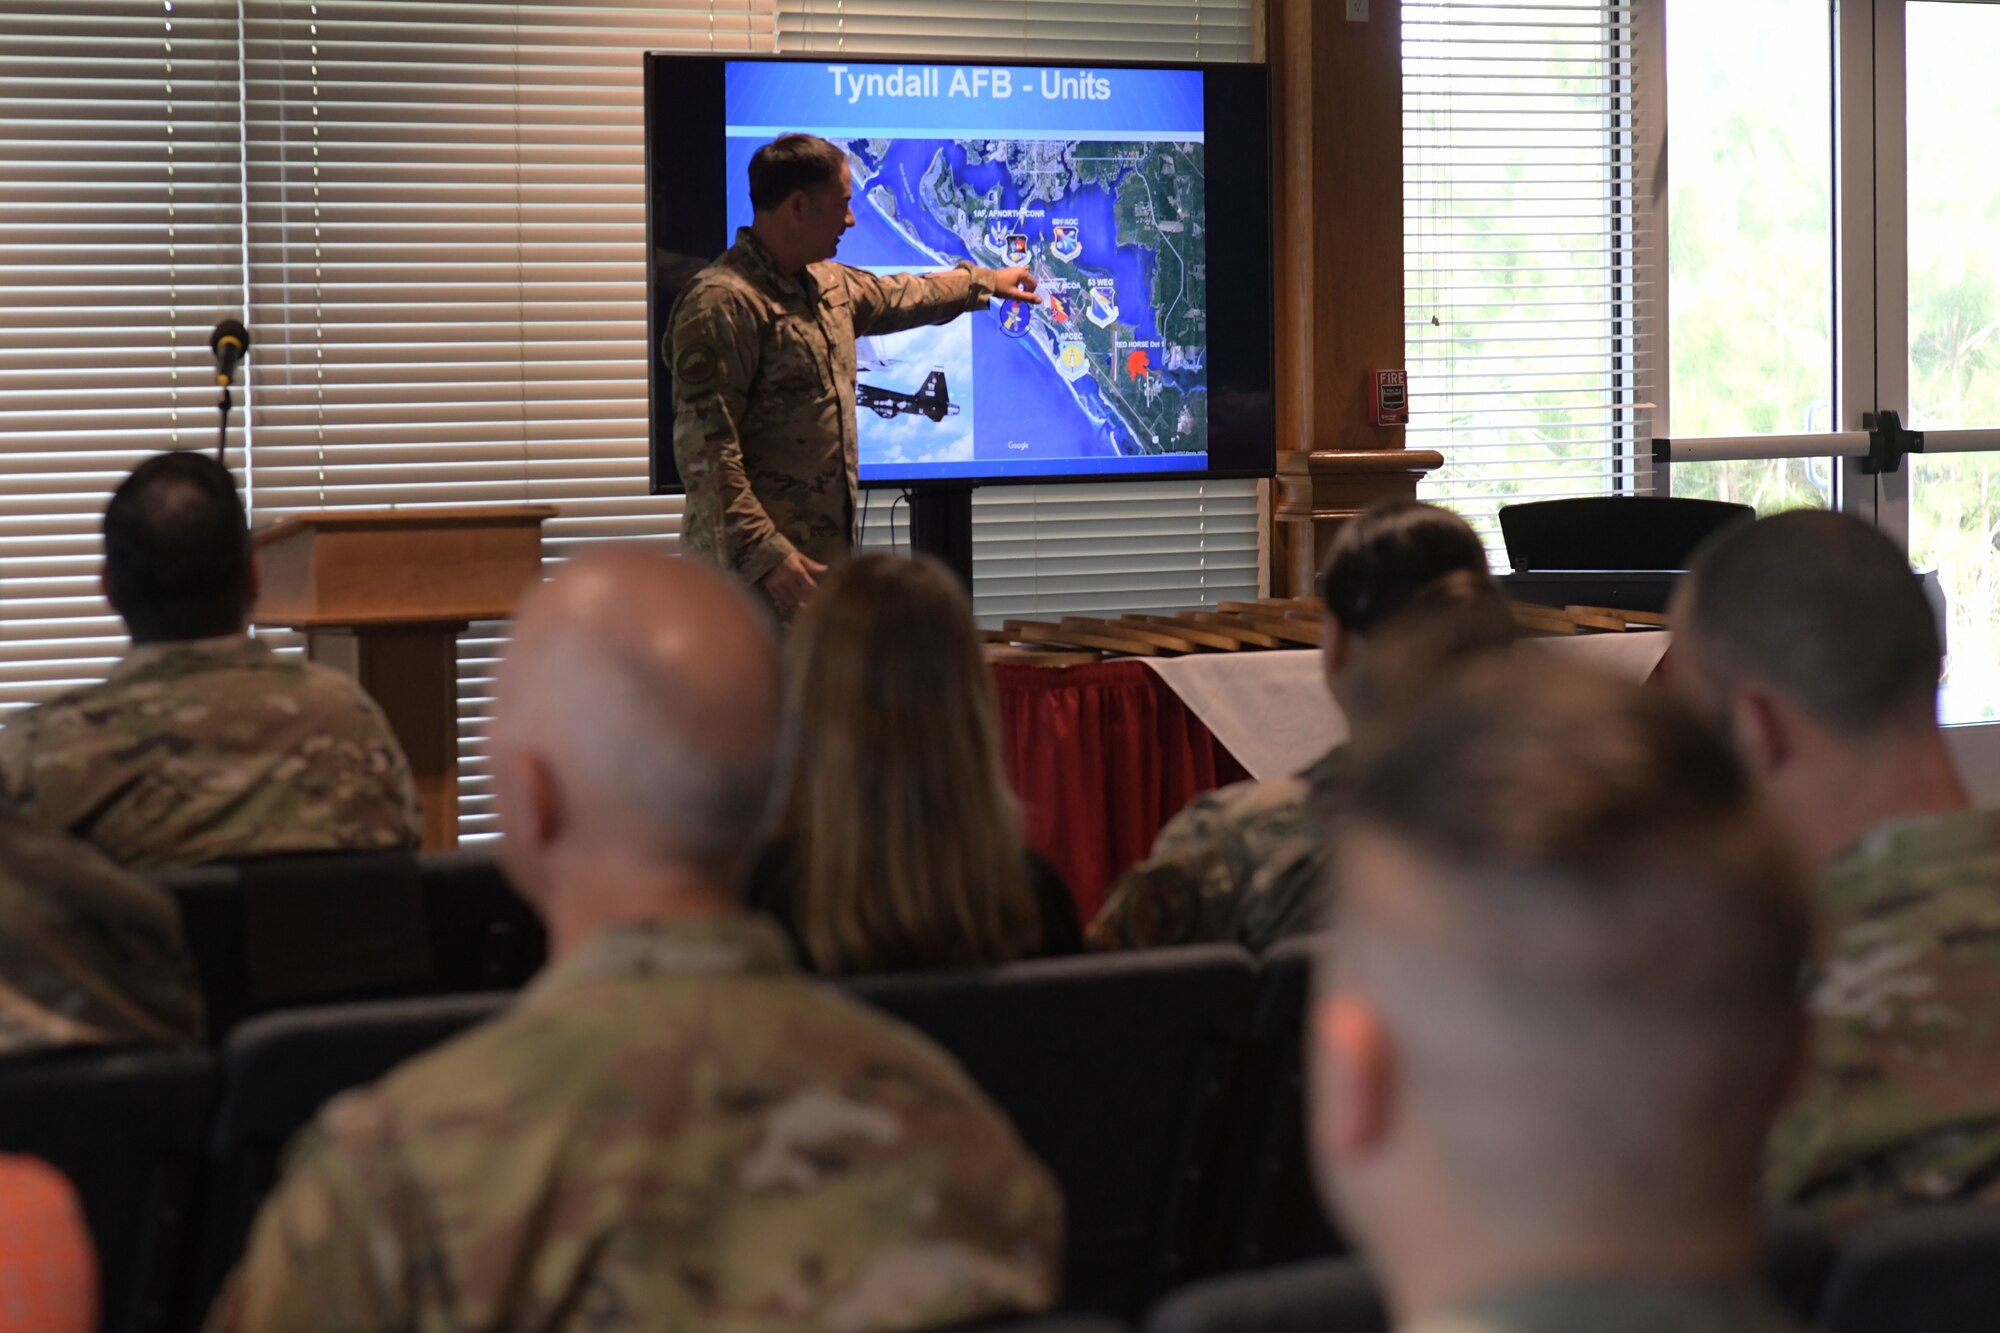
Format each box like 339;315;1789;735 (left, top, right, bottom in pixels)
237;2;773;839
1664;0;1834;512
1404;0;1643;565
776;0;1253;61
1415;0;2000;727
1904;1;2000;710
0;1;243;711
1;0;1260;840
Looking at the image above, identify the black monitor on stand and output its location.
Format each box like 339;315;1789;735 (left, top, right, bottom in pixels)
906;483;976;589
645;56;1277;585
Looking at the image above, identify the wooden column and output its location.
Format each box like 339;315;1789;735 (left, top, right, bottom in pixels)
1266;0;1440;593
1275;447;1447;596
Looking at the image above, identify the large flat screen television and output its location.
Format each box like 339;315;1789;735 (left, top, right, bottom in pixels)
645;54;1273;493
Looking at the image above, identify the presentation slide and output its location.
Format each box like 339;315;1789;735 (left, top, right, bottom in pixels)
724;61;1208;483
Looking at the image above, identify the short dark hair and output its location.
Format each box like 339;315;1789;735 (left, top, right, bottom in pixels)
1319;499;1491;634
1678;509;1940;736
747;134;846;214
1332;660;1809;1203
1338;568;1518;737
103;451;252;643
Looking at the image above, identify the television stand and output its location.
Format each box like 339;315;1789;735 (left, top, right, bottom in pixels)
905;483;975;590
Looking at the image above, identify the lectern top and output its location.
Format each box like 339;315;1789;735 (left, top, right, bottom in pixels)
253;504;558;546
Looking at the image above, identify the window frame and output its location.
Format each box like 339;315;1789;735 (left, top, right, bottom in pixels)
1643;0;2000;531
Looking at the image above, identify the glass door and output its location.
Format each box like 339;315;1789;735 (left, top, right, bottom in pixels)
1904;0;2000;715
1651;0;2000;702
1663;0;1835;512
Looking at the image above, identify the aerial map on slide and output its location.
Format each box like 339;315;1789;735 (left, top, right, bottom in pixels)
724;62;1209;482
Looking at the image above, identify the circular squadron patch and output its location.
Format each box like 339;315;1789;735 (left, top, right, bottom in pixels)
676;342;719;387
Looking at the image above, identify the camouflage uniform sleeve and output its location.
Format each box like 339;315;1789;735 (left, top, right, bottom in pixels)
204;1100;416;1333
842;262;997;338
0;823;208;1052
0;718;34;809
669;289;797;586
1088;796;1247;950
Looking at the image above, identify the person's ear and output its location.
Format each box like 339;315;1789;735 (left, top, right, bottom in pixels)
1311;993;1396;1162
1730;686;1792;775
496;748;566;864
1322;617;1350;678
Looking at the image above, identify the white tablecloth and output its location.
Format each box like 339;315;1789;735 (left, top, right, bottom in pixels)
1138;633;1672;781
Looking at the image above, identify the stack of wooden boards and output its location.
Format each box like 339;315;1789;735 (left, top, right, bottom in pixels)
983;597;1666;665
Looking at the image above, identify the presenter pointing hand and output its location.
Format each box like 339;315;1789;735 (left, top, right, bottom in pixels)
668;133;1030;622
992;267;1041;305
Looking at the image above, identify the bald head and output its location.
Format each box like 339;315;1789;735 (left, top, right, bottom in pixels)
1314;661;1808;1292
493;548;779;893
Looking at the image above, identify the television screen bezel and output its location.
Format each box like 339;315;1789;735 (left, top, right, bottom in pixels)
644;51;1275;494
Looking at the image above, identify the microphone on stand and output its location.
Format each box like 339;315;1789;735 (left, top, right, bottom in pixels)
210;319;251;464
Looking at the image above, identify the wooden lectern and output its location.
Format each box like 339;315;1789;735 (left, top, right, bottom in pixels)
250;506;556;850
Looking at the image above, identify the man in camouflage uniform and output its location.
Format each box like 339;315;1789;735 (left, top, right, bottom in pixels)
0;812;204;1057
0;453;419;870
1089;747;1351;953
1091;501;1510;953
1314;661;1809;1333
669;134;1040;617
1670;510;2000;1224
206;548;1062;1332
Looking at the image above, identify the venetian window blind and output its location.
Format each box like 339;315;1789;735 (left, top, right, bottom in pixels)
1404;0;1642;565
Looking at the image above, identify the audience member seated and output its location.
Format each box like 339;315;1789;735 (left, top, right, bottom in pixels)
0;452;419;870
0;813;203;1056
206;548;1062;1332
744;553;1083;974
1090;499;1506;952
1670;510;2000;1223
0;1155;97;1333
1312;660;1810;1333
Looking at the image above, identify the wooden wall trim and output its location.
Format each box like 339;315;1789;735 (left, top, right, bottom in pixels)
1265;0;1416;593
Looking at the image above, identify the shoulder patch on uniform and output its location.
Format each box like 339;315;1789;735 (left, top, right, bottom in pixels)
676;341;720;387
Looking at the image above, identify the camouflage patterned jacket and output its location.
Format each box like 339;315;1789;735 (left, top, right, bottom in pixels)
1767;806;2000;1222
1089;745;1353;953
206;913;1065;1333
0;815;204;1057
669;229;997;600
0;635;420;871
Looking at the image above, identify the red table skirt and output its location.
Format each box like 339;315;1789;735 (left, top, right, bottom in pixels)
993;660;1250;923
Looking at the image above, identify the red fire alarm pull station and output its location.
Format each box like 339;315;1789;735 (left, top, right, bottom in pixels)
1370;369;1409;426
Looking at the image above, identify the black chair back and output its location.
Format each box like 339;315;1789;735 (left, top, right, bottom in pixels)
195;991;508;1313
160;849;543;1033
419;849;546;992
1499;496;1752;573
966;1318;1132;1333
1150;1214;1834;1333
1764;1208;1838;1325
0;1048;216;1333
848;945;1257;1319
1144;1258;1385;1333
1206;935;1342;1271
1819;1201;2000;1333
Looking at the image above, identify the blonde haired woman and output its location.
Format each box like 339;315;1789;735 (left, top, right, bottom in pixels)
744;554;1082;974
